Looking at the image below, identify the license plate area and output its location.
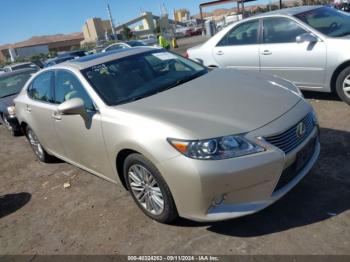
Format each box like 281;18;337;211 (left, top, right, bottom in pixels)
296;136;317;172
273;136;317;192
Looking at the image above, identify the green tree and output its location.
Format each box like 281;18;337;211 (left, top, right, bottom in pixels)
81;42;96;51
14;57;27;63
70;45;82;51
48;50;57;58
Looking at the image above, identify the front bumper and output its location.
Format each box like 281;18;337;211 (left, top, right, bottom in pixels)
205;136;320;221
2;114;21;132
158;102;320;222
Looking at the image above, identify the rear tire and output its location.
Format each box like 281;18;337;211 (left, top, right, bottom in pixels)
123;153;178;223
335;66;350;105
25;126;55;163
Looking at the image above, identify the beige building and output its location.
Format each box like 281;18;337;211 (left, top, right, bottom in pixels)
82;18;113;44
174;9;190;22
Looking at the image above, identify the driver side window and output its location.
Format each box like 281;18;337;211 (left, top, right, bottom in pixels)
54;70;95;111
263;17;307;44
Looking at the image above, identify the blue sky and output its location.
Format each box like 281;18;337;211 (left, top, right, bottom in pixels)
0;0;261;45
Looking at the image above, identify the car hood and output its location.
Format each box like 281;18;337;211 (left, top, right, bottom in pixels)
117;69;301;139
0;94;17;111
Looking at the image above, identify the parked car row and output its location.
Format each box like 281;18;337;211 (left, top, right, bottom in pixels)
0;68;39;135
185;27;203;37
2;62;40;72
101;40;150;52
187;6;350;105
44;50;87;67
0;43;320;224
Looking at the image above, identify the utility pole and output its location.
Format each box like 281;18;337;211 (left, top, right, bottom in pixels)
105;0;116;38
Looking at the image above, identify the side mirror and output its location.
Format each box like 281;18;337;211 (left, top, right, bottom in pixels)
296;33;318;43
57;98;88;123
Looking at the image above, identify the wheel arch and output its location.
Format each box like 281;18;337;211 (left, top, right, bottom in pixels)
116;148;140;190
330;60;350;92
20;121;28;135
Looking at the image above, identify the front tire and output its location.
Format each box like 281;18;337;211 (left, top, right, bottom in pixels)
335;67;350;105
123;153;178;223
26;126;55;163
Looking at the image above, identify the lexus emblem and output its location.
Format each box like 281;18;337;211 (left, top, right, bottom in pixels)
296;122;306;138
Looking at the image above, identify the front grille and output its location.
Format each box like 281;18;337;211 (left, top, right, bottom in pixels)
265;112;315;154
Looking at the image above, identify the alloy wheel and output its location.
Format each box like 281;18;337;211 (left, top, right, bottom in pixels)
343;74;350;99
128;164;164;215
27;130;44;159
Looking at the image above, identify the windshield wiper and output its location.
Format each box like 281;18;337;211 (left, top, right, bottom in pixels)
0;92;18;99
163;70;208;90
115;70;208;105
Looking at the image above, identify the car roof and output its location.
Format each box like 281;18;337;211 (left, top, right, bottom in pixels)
0;68;38;78
250;5;323;19
58;47;157;70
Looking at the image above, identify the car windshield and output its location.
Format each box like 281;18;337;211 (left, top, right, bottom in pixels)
82;50;207;106
295;7;350;37
0;71;34;98
126;41;147;47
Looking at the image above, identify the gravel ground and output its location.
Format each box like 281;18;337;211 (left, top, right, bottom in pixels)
0;38;349;255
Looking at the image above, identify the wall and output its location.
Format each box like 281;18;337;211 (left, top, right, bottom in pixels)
15;44;49;58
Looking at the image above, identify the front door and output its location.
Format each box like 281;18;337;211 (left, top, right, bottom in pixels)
52;69;112;178
259;17;327;89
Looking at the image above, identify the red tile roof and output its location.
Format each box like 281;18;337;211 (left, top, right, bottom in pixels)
0;32;83;50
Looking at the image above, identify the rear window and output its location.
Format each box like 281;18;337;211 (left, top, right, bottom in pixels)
0;71;35;98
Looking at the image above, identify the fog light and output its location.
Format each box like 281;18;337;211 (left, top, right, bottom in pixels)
212;194;225;206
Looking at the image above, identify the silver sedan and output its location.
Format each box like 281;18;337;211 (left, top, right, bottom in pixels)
187;6;350;105
15;48;319;223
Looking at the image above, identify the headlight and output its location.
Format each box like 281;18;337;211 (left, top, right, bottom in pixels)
7;105;16;117
168;135;265;160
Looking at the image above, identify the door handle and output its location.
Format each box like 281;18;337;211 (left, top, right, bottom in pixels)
26;105;32;112
52;112;62;121
216;50;224;55
261;50;272;55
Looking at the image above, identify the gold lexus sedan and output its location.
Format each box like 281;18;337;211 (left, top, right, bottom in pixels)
14;48;320;223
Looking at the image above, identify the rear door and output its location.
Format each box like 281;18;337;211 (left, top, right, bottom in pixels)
25;71;64;156
259;16;327;89
213;19;260;72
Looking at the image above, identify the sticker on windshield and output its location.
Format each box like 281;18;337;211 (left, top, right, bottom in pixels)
152;52;177;60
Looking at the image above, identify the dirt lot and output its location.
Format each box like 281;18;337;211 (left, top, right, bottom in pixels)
0;39;349;254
